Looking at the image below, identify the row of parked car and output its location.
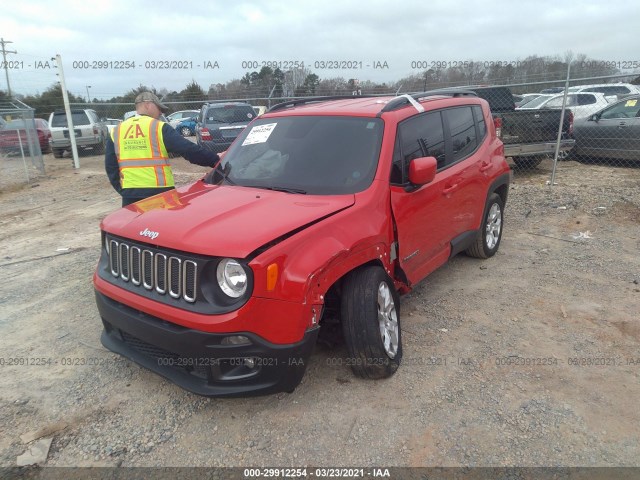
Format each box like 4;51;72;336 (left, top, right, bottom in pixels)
2;88;638;164
509;83;640;162
0;109;113;158
163;104;268;153
513;83;640;116
0;103;267;157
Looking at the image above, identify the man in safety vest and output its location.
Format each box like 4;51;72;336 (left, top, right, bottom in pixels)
105;91;219;207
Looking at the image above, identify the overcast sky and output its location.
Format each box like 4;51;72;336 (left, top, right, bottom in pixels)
2;0;639;99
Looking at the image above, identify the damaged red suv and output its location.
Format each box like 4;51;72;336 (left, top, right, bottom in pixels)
94;91;510;397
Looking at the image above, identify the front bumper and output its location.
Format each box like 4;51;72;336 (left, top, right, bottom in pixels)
96;291;319;397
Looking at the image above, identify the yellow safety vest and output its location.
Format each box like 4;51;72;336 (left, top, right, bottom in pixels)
112;116;174;189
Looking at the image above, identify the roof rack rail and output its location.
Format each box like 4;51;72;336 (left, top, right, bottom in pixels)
267;95;377;113
378;89;477;115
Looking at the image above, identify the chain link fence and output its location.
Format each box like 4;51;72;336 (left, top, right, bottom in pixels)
0;98;46;192
483;73;640;180
4;71;637;191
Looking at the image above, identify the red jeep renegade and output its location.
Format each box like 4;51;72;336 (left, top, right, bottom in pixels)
94;91;510;397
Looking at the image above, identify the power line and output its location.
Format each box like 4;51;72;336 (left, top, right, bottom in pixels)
1;37;18;97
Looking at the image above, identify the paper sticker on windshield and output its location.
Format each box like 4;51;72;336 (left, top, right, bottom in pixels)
625;99;637;107
242;123;277;146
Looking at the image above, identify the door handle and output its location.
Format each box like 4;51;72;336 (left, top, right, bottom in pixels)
442;183;459;194
617;123;627;128
480;162;492;172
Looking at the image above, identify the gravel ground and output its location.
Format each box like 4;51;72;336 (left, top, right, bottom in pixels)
0;152;639;470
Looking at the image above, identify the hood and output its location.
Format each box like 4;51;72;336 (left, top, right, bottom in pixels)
101;182;355;258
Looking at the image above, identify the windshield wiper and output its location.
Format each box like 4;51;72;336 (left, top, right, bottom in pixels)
244;185;307;194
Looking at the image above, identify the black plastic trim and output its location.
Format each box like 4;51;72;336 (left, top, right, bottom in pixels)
378;89;477;115
96;291;319;397
449;231;478;258
267;95;377;113
99;233;253;315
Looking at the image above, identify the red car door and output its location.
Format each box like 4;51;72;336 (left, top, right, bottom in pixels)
440;106;489;234
390;111;455;285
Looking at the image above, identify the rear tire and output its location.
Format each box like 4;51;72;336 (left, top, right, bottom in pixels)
341;266;402;379
512;155;543;168
466;193;504;259
555;148;572;161
53;148;64;158
94;140;105;154
180;127;191;137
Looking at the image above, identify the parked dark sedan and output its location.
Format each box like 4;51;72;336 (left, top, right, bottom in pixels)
572;95;640;161
0;118;51;154
196;102;255;153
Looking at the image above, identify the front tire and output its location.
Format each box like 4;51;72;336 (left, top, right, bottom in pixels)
180;127;191;137
466;193;504;259
341;266;402;379
53;148;64;158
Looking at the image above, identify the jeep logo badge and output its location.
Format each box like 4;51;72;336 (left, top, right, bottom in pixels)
140;228;159;240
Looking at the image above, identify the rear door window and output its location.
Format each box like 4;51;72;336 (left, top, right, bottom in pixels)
577;94;597;105
546;95;578;108
444;107;477;164
600;98;640;119
586;86;630;95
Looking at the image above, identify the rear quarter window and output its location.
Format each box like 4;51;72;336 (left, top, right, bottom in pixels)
472;106;486;138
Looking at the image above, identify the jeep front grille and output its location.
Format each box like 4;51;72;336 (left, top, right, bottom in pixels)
108;239;197;303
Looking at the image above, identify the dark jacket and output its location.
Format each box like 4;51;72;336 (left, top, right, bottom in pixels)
105;116;219;203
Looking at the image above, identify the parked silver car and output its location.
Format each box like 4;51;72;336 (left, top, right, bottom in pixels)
572;95;640;161
516;92;611;120
48;109;107;158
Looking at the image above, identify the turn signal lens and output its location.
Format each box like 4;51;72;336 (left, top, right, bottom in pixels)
266;263;278;291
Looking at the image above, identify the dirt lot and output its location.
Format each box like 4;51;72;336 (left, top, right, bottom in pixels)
0;151;639;469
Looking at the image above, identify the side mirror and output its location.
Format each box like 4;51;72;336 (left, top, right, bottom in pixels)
590;113;600;122
408;156;438;186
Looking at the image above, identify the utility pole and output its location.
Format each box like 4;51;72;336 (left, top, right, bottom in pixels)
54;54;80;169
1;38;17;98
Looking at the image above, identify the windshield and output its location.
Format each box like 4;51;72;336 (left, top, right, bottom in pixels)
204;105;256;124
519;95;554;108
209;116;384;195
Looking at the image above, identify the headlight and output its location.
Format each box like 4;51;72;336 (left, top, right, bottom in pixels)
216;259;248;298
